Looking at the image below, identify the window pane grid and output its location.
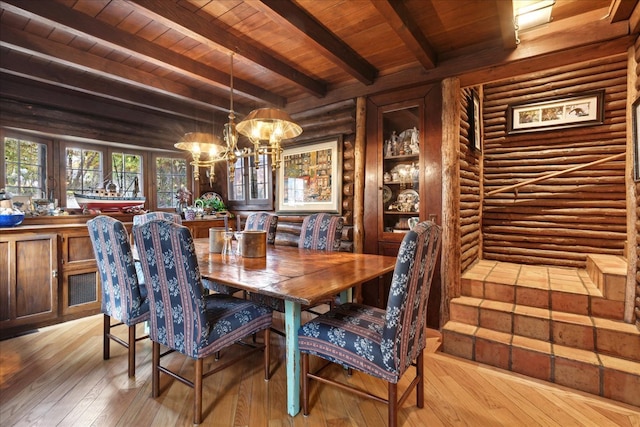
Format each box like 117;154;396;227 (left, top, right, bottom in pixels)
3;137;47;198
156;157;187;208
66;147;103;208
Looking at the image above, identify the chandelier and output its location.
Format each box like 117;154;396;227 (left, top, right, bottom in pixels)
175;52;301;184
236;107;302;170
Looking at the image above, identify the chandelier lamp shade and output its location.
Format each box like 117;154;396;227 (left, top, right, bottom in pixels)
174;53;302;183
235;107;303;170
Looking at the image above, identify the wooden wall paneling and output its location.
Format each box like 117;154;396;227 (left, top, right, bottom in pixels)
632;36;640;329
481;55;628;268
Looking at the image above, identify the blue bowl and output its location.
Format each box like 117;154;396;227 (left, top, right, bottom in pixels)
0;213;25;227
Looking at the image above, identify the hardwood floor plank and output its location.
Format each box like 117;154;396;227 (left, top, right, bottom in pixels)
1;314;639;427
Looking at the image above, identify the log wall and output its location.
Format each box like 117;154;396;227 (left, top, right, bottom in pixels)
633;37;640;329
459;86;482;271
482;55;628;268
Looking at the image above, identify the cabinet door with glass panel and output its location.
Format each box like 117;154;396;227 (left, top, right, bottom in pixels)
380;102;422;238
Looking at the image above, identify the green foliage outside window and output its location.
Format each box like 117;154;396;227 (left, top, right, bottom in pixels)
3;137;47;198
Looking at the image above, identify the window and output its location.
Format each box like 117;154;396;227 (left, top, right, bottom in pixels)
227;153;273;210
65;147;103;208
111;151;143;196
3;136;48;198
156;156;187;208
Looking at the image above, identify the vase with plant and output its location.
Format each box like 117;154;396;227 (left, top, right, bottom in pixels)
194;196;226;216
175;186;191;216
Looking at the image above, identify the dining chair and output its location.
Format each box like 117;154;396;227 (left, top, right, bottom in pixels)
132;211;182;226
132;219;273;425
299;212;343;251
244;211;279;244
298;221;442;427
87;215;150;378
132;211;182;285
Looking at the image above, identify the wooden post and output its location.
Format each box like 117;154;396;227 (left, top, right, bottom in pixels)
354;96;366;254
441;78;462;325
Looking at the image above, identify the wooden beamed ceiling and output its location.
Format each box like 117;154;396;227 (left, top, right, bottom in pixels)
0;0;637;148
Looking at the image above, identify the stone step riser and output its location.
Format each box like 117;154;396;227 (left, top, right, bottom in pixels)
441;324;640;408
461;278;626;321
450;299;640;362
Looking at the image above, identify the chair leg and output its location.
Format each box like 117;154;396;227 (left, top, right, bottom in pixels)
264;328;271;381
103;314;110;360
128;325;136;377
416;351;424;408
302;353;310;416
152;342;160;398
388;382;398;427
194;358;203;425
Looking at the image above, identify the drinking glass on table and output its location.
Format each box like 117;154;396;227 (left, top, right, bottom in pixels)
234;231;244;256
221;231;234;260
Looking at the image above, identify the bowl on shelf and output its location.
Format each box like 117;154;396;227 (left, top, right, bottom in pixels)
0;212;25;227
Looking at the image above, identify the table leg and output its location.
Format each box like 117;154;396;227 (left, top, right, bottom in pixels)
284;300;302;416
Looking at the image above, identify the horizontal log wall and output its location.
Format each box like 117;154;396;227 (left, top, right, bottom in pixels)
459;87;481;271
634;37;640;329
482;55;627;268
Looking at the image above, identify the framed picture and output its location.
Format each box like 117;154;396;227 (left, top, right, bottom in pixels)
276;137;342;213
468;89;481;151
634;97;640;182
507;90;604;134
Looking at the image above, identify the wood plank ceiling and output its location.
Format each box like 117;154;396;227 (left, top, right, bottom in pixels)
0;0;636;149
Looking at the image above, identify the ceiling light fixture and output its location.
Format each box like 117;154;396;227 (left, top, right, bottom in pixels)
175;52;248;184
236;107;302;170
513;0;555;43
176;53;302;182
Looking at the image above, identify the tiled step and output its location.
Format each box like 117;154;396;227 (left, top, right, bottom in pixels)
441;321;640;407
586;254;627;301
461;259;626;321
449;297;640;361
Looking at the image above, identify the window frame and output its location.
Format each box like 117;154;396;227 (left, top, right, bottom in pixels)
225;154;273;211
149;152;192;211
1;130;53;200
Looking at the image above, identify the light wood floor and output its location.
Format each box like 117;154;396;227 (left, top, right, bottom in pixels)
1;313;639;427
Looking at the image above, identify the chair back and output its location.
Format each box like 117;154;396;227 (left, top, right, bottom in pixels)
133;220;208;358
382;221;441;375
133;211;182;226
299;213;343;251
87;215;149;326
244;212;278;244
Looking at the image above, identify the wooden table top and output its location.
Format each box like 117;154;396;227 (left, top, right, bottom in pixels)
193;239;397;306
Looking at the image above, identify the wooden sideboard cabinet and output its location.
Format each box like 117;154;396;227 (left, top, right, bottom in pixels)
59;228;100;316
0;233;58;333
0;215;230;339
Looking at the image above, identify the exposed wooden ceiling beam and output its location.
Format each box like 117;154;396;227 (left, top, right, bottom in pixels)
127;0;327;98
370;0;437;70
608;0;638;22
1;0;285;108
0;25;244;115
0;50;218;122
496;0;518;49
255;0;378;85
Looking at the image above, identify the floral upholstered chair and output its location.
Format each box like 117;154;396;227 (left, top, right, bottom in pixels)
132;211;182;226
299;212;343;251
132;219;273;425
244;212;278;244
87;215;150;377
298;221;442;427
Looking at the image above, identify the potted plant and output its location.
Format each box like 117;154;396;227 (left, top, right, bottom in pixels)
195;196;226;215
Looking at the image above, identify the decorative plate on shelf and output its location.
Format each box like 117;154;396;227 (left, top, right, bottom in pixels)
200;192;223;202
382;185;392;203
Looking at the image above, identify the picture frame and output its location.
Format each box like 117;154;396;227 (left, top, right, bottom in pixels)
634;97;640;182
276;137;342;213
468;89;481;151
507;90;604;134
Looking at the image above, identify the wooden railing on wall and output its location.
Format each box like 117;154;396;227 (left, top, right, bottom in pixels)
481;54;628;268
486;153;626;197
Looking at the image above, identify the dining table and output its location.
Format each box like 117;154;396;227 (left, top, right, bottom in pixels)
191;238;397;416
